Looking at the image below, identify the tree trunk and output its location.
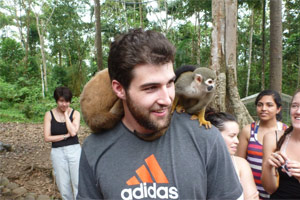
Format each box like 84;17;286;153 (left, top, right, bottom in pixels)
269;0;282;93
94;0;103;71
25;6;30;69
40;64;45;98
192;16;197;64
261;0;266;91
211;0;253;127
211;0;227;112
139;0;143;28
123;1;128;32
246;8;254;97
13;0;25;48
23;0;32;70
35;16;48;92
197;12;201;66
31;3;55;94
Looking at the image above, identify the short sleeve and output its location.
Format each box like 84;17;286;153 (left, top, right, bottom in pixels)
206;133;243;199
77;148;103;200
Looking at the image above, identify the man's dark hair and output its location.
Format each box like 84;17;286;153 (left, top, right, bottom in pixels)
53;86;73;102
108;28;176;90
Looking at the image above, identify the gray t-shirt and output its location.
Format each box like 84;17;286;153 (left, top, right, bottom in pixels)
77;112;242;200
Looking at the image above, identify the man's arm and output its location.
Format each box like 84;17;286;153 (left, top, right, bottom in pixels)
206;132;243;199
77;147;103;199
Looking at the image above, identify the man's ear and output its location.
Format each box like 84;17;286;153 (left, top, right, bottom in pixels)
112;80;126;100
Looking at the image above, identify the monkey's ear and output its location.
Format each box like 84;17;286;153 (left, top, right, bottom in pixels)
195;74;203;83
112;80;126;100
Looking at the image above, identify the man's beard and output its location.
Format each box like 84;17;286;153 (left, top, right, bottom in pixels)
126;93;172;134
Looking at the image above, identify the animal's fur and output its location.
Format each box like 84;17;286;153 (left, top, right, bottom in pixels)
80;68;123;133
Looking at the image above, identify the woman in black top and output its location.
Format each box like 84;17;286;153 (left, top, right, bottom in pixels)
262;89;300;199
43;86;81;200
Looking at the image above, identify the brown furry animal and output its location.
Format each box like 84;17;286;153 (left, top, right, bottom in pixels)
80;68;123;133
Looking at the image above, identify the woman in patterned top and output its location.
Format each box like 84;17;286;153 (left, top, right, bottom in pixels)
261;89;300;199
236;90;287;199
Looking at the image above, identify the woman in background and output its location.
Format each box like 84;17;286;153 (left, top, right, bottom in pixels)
43;86;81;200
261;89;300;199
206;112;258;200
236;90;287;199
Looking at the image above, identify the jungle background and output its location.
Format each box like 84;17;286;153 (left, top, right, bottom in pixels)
0;0;299;199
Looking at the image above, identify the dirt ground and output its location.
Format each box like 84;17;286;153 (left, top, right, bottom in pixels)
0;122;90;199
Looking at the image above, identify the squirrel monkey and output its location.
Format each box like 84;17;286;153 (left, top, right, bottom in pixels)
172;65;216;128
80;68;123;133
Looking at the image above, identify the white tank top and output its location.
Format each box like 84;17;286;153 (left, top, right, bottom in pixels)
232;156;244;200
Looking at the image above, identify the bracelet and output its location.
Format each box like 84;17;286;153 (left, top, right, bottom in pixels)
63;135;67;140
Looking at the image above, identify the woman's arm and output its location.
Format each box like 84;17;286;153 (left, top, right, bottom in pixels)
236;156;259;200
261;132;286;194
236;124;251;158
43;111;71;142
65;109;80;137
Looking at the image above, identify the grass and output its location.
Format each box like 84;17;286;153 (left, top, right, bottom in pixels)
0;107;31;123
0;103;88;127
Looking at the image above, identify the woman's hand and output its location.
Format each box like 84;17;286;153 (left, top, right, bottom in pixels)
268;151;287;168
64;107;71;118
287;160;300;182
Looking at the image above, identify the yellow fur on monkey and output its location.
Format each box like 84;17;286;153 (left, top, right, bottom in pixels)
80;68;123;133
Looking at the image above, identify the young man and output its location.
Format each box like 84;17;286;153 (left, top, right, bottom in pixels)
77;29;243;200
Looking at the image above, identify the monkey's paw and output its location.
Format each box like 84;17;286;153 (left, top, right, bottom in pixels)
201;120;212;129
190;115;212;129
176;105;185;113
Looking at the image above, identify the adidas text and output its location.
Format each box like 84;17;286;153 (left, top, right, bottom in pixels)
121;183;179;200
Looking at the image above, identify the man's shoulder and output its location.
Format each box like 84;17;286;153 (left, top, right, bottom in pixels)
82;122;125;152
171;112;221;141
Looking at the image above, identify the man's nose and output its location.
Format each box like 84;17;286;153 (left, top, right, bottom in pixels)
157;86;172;106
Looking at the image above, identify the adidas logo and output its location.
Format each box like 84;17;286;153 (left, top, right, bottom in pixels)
121;154;179;200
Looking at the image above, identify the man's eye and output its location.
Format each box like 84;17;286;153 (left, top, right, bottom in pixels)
167;81;174;87
144;86;156;91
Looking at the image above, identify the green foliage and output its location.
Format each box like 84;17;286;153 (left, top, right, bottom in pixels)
0;12;13;28
0;0;300;124
0;78;16;102
0;38;25;82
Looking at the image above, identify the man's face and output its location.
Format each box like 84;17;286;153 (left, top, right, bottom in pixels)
124;62;176;134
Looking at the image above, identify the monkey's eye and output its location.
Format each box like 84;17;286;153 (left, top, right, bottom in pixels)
206;79;214;85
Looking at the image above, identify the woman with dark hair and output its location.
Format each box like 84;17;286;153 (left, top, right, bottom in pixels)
206;112;258;200
43;86;81;200
261;89;300;199
236;90;288;199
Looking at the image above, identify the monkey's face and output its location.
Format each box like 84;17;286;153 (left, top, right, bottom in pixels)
195;74;216;93
122;62;176;134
